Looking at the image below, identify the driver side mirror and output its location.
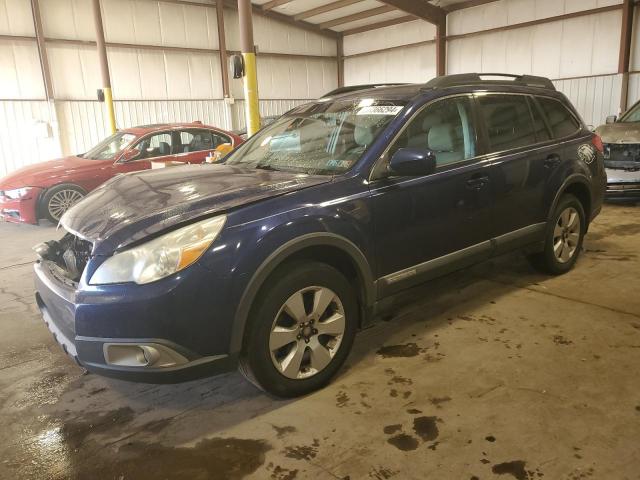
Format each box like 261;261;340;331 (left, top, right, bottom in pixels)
606;115;617;124
389;148;437;176
120;148;141;162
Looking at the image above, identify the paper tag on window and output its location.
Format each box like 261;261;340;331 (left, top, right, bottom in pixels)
357;106;403;116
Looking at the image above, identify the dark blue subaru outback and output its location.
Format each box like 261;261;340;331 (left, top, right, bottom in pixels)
34;74;606;397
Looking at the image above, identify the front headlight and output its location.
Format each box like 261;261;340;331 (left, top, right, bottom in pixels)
4;187;34;199
89;215;226;285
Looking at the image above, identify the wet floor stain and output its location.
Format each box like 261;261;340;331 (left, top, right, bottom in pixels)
15;371;71;409
267;463;299;480
283;439;319;461
412;416;439;442
429;396;451;408
553;335;573;346
61;407;135;449
376;343;422;358
387;433;419;451
491;460;529;480
369;466;396;479
75;437;271;480
383;424;402;435
271;425;297;439
336;391;350;408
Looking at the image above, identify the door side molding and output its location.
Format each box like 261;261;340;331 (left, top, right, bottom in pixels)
377;222;546;298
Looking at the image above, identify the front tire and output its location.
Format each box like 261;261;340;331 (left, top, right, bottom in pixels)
239;261;358;398
41;184;85;223
528;194;585;275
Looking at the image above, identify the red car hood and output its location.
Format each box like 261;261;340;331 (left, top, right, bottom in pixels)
0;155;105;190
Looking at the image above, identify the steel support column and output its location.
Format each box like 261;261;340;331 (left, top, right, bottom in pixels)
216;1;231;98
30;0;54;100
92;0;116;133
436;20;446;77
337;34;345;87
238;0;260;136
619;0;635;112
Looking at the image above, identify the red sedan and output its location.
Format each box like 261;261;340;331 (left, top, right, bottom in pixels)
0;122;243;224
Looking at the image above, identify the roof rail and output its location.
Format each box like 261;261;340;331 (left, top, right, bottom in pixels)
321;83;410;98
424;73;556;91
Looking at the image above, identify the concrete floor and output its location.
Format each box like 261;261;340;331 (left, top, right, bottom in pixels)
0;204;639;480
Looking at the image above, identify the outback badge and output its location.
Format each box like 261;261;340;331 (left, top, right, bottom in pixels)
578;144;596;164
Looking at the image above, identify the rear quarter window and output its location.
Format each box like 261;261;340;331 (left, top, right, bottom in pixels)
536;97;581;139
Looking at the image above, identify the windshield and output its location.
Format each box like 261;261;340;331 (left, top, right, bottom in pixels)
225;99;407;175
620;102;640;123
82;132;137;160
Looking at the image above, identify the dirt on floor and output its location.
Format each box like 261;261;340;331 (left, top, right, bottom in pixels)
0;202;639;480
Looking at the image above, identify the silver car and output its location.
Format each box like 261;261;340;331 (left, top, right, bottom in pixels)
596;102;640;198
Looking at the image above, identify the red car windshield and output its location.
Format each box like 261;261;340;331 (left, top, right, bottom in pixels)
81;132;137;160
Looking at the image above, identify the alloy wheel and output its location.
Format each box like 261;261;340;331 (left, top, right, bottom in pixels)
48;189;84;220
553;206;581;264
269;286;345;380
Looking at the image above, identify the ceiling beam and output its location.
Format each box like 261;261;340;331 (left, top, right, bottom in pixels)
342;14;414;35
444;0;500;12
261;0;295;11
223;0;338;39
319;5;396;30
377;0;445;25
295;0;364;21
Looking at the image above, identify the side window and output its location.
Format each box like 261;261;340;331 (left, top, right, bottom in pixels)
134;132;173;159
388;96;477;168
478;95;537;152
537;97;580;139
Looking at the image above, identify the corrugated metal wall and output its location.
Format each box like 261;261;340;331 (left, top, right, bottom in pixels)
553;75;623;127
0;101;61;177
0;0;337;174
344;0;627;127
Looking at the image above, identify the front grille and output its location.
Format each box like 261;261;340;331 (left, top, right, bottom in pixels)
604;143;640;168
37;233;92;283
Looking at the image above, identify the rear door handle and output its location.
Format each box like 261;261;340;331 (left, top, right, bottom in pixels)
466;174;490;190
544;154;561;168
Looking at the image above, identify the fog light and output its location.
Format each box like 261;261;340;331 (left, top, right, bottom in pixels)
103;343;188;368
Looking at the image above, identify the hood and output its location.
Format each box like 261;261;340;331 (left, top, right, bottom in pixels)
0;155;102;190
60;164;331;256
596;123;640;144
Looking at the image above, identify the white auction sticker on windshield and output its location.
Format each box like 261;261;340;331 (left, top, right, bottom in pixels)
357;105;403;116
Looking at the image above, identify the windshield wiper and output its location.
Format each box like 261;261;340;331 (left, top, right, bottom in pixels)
254;163;280;171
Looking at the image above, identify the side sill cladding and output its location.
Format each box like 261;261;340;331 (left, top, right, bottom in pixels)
229;233;376;354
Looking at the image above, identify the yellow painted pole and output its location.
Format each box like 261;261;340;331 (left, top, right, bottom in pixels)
238;0;260;137
103;87;117;134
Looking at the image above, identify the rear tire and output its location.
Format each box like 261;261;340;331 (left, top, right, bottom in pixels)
528;194;585;275
239;261;358;398
41;184;86;223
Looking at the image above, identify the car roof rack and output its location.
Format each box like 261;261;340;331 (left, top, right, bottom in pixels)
424;73;556;91
321;83;410;98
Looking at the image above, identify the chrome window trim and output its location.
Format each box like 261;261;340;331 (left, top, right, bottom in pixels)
368;91;586;183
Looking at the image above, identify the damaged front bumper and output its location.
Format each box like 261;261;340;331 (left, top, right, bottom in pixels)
605;167;640;198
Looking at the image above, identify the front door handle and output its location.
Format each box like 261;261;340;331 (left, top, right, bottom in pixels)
544;154;561;168
466;174;490;190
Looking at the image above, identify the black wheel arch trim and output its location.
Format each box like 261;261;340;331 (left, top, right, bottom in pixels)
229;232;375;354
548;174;592;222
